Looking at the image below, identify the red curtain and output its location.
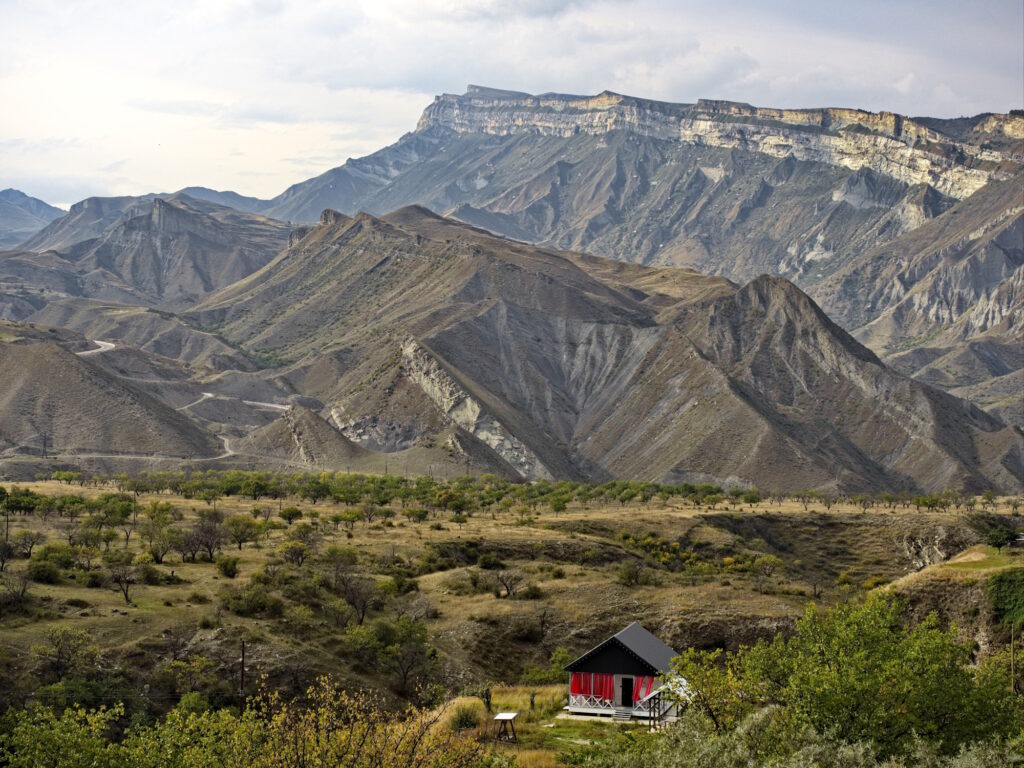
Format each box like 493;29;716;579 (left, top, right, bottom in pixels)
570;672;616;701
570;672;592;695
633;675;657;702
592;673;613;701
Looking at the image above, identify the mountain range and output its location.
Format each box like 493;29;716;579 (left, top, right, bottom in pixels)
1;86;1020;492
0;188;64;248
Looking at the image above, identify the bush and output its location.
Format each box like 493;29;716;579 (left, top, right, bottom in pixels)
137;563;163;585
450;703;481;732
27;560;61;584
216;556;240;579
221;584;283;618
84;571;105;588
32;543;75;569
477;553;504;570
516;584;544;600
187;591;211;604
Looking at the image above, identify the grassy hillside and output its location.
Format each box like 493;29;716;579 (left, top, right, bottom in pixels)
0;475;1020;765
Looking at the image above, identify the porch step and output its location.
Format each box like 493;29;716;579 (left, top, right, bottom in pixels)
613;709;632;722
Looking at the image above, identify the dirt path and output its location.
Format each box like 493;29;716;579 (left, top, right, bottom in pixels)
75;339;115;357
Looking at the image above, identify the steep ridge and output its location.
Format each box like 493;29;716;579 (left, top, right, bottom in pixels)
195;208;1023;494
0;189;64;248
21;195;154;253
0;337;220;459
19;193;291;309
812;176;1024;422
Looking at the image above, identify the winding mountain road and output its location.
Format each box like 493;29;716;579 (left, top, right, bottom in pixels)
75;339;115;357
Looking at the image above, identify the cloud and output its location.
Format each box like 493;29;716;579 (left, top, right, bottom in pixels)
0;0;1020;204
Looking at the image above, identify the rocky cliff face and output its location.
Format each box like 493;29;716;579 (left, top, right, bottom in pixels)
417;86;1014;199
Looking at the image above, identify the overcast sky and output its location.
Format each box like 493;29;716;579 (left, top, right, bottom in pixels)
2;0;1021;207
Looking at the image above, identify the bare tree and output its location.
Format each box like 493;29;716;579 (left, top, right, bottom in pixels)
107;560;137;604
192;519;225;561
1;568;30;610
495;569;523;598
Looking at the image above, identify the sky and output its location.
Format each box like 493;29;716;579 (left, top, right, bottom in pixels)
2;0;1021;208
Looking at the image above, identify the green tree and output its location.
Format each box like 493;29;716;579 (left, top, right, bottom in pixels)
0;704;124;768
739;594;1022;756
224;515;260;550
279;507;302;526
31;627;100;682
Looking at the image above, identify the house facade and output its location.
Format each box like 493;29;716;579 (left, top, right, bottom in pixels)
564;622;681;721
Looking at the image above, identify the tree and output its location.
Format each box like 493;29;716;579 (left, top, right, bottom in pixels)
0;539;12;572
0;484;8;535
753;555;783;593
670;648;749;733
105;552;137;604
738;593;1022;756
341;575;375;625
1;567;31;612
988;527;1015;552
31;627;99;681
278;541;308;566
379;617;433;693
0;702;123;768
12;530;46;558
175;529;202;562
224;515;260;550
191;518;225;561
495;569;523;597
279;507;302;526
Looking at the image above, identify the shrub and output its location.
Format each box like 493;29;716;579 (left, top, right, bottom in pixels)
84;571;105;588
32;543;75;569
517;584;544;600
477;553;504;570
450;704;481;732
136;563;163;585
221;584;283;618
187;591;211;604
216;556;240;579
27;560;61;584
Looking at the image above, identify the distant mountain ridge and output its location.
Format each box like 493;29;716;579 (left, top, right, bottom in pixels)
0;188;64;248
11;192;291;310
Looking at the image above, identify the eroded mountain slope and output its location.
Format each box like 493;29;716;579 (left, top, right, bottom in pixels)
195;207;1023;493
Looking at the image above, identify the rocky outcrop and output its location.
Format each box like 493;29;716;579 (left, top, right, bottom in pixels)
401;338;553;480
417;86;1016;199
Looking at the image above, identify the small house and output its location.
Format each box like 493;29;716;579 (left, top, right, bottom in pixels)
564;622;682;721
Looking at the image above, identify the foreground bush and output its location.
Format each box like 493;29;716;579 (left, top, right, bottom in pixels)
0;677;504;768
565;707;1024;768
668;593;1024;760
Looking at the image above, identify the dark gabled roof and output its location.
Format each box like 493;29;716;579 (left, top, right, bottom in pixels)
564;622;678;673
